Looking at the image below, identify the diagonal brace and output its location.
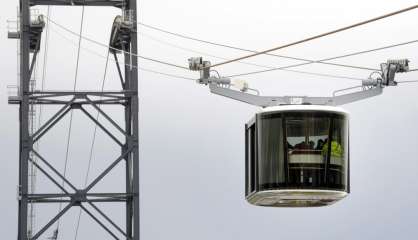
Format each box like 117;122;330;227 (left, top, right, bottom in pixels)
87;201;127;237
29;158;69;194
113;52;125;89
85;96;129;137
31;149;78;192
31;202;73;240
80;204;120;240
33;106;72;143
32;98;75;140
85;146;133;192
79;106;124;147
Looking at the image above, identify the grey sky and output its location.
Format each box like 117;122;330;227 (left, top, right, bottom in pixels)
1;0;418;239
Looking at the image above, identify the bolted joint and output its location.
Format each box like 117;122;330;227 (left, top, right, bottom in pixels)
71;103;82;109
22;137;33;150
126;137;138;148
71;190;87;205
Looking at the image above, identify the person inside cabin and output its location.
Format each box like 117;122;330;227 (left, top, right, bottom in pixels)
321;138;343;158
294;141;314;150
308;140;315;149
316;139;325;150
294;141;305;149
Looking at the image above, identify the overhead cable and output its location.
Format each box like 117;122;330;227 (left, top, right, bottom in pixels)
138;23;377;71
55;6;86;238
209;4;418;68
274;69;366;81
398;80;418;83
226;39;418;78
53;26;364;82
139;31;367;81
50;26;194;81
73;50;110;240
138;67;195;80
46;16;189;70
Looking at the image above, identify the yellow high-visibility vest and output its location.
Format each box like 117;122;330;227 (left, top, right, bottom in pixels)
322;141;343;157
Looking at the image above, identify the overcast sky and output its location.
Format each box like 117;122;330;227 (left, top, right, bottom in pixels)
1;0;418;239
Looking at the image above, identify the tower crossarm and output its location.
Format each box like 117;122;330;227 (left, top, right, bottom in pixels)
30;0;126;8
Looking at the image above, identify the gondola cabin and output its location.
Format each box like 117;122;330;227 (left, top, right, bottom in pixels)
245;105;349;207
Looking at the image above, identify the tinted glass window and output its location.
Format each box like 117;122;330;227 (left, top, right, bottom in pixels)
327;117;349;188
245;124;256;195
258;115;285;189
255;111;348;192
286;115;329;188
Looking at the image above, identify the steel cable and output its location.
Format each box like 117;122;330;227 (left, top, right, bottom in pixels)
54;5;86;239
73;50;110;240
137;23;377;71
398;80;418;83
139;31;367;81
209;4;418;68
49;26;195;81
46;16;189;70
226;40;418;78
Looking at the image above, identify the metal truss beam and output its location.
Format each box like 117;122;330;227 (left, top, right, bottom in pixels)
80;106;124;147
9;91;133;104
26;147;134;239
17;1;31;238
31;150;78;191
13;0;140;239
30;0;126;8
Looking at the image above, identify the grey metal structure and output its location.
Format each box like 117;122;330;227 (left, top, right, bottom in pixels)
9;1;140;239
188;57;409;107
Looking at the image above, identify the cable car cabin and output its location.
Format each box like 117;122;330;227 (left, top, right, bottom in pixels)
245;105;349;207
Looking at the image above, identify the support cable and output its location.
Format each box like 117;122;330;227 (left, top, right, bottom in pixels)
137;24;377;71
49;15;417;81
139;31;368;81
226;39;418;78
209;4;418;68
54;5;85;239
73;50;110;240
51;25;365;82
50;25;195;81
398;80;418;83
46;16;189;70
138;67;195;80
